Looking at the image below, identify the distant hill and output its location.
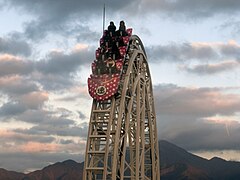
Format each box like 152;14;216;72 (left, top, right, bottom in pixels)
0;168;25;180
1;140;240;179
0;160;84;180
160;140;240;180
22;160;84;180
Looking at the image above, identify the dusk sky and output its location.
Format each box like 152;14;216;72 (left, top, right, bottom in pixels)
0;0;240;173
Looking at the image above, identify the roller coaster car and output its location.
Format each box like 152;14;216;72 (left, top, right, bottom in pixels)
88;28;132;101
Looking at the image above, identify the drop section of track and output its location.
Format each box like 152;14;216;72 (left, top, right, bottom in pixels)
83;25;160;180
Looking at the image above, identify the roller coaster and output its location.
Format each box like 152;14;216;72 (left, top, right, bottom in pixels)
83;22;160;180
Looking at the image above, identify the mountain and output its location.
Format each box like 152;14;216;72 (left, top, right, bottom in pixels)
1;140;240;179
160;140;240;180
22;160;84;180
0;160;84;180
160;139;210;179
0;168;25;180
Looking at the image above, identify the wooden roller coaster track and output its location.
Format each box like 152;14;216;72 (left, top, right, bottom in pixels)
83;34;160;180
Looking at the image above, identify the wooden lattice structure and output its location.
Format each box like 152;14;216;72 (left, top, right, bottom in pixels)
83;29;160;179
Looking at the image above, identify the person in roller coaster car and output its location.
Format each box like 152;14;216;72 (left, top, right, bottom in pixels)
102;30;111;47
107;21;116;37
106;56;116;74
96;20;129;75
96;46;115;74
96;42;110;74
117;20;128;36
100;21;116;49
105;22;121;59
115;20;128;46
96;51;107;74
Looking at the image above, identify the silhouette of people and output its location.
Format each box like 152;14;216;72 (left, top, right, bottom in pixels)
95;20;130;75
108;21;116;37
111;42;120;59
117;20;127;36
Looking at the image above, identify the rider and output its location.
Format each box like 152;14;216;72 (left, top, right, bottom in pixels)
117;20;127;36
108;21;116;37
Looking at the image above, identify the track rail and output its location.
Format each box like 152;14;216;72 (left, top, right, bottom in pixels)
83;35;160;180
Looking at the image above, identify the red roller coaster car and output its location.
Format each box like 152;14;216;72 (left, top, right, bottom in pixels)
88;27;132;101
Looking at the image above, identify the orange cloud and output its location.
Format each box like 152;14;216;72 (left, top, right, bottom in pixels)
71;85;88;95
203;115;239;125
20;142;59;153
0;129;15;137
0;54;22;62
20;91;49;108
0;75;22;85
191;40;240;49
0;129;85;154
73;43;88;52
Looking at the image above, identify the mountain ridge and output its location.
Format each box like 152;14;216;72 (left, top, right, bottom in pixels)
1;140;240;180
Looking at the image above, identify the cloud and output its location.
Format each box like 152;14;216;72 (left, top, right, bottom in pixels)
0;91;48;118
19;141;59;153
31;72;75;91
0;75;38;96
155;84;240;118
60;139;74;145
147;40;240;63
0;129;55;144
24;19;101;42
4;0;131;19
163;119;240;151
55;86;89;101
0;54;33;77
23;19;99;41
0;151;84;172
3;0;133;40
220;19;240;37
0;129;77;173
78;111;86;120
12;107;88;138
19;91;48;109
33;44;94;90
0;36;31;56
139;0;240;19
0;43;93;92
0;51;88;174
0;101;27;116
0;39;95;135
180;60;240;75
147;42;216;62
219;40;240;57
0;74;48;118
154;84;240;150
37;44;93;75
16;109;49;123
2;0;240;43
0;107;87;172
18;121;88;138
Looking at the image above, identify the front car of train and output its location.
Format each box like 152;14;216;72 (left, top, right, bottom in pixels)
87;23;132;101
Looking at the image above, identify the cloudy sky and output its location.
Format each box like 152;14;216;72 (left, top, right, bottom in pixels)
0;0;240;172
